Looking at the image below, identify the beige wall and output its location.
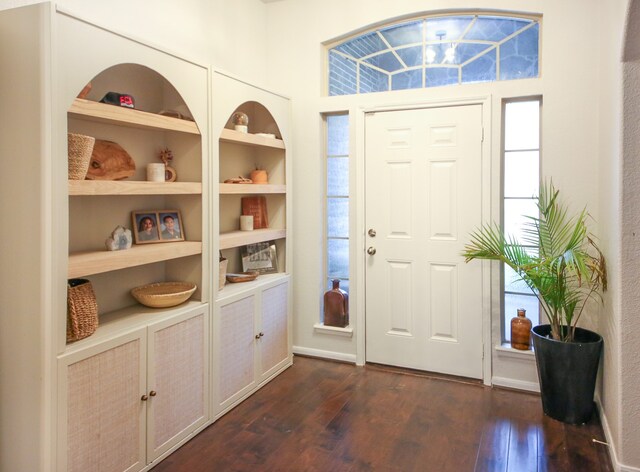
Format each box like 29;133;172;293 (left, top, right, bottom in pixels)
1;0;270;84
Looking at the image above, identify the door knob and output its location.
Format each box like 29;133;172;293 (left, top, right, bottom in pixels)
367;246;376;255
368;228;376;237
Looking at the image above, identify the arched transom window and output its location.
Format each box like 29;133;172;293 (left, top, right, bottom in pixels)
328;13;540;95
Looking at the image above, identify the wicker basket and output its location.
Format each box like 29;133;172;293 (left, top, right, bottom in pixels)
67;279;98;343
68;133;96;180
131;281;196;308
219;258;228;290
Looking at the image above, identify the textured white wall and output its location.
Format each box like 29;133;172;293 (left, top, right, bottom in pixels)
0;0;269;83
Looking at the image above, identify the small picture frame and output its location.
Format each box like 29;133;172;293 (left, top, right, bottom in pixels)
241;241;278;274
132;210;184;244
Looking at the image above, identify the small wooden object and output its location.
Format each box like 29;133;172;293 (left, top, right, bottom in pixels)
241;196;269;229
131;281;196;308
86;139;135;180
226;272;259;283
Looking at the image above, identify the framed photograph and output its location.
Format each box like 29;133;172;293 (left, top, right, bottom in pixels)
158;210;184;241
132;210;184;244
241;241;278;274
132;212;160;244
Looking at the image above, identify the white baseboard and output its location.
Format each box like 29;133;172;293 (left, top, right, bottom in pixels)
596;396;640;472
292;345;357;364
491;376;540;393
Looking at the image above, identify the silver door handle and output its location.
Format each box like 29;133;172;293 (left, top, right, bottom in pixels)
367;247;376;255
368;228;376;237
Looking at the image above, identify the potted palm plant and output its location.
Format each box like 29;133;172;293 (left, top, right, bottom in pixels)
462;181;607;424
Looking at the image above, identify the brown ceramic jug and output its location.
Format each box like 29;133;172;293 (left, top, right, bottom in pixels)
510;308;532;350
324;279;349;328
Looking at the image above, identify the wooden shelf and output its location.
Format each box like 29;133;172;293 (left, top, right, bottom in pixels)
219;128;285;149
69;180;202;196
219;228;286;250
219;183;285;194
68;98;200;135
68;241;202;278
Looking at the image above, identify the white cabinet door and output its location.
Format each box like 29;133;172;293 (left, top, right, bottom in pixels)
217;295;257;409
258;280;289;382
147;309;209;463
59;330;147;472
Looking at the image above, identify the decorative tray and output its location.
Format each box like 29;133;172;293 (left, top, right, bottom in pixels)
131;281;197;308
226;272;259;283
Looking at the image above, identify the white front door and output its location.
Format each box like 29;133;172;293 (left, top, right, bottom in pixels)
364;104;485;379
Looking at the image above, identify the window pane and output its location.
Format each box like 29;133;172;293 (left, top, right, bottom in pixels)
504;198;539;245
505;263;533;294
504;101;540;151
392;69;423;91
328;239;349;278
465;17;531;42
504;293;539;341
500;24;539;80
359;64;389;93
456;43;493;64
461;48;496;84
396;46;423;67
327;115;349;156
364;51;404;73
381;20;423;47
425;16;474;41
504;151;539;198
426;67;459;87
335;31;387;58
327;157;349;196
329;51;357;96
327;198;349;238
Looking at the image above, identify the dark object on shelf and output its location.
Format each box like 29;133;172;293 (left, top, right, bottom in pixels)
100;91;135;109
86;139;136;180
67;279;98;343
226;272;259;283
532;325;603;424
241;196;268;229
510;308;532;350
324;279;349;328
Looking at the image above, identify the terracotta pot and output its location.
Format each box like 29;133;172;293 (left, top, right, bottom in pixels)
250;169;268;184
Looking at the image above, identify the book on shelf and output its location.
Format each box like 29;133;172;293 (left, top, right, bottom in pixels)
241;196;269;229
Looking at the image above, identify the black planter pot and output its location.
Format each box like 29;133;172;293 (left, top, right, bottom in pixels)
531;324;603;425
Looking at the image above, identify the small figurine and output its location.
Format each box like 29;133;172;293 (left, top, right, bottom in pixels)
232;112;249;133
159;147;177;182
105;225;133;251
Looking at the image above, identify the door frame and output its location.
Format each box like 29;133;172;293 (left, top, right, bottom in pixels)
353;95;493;385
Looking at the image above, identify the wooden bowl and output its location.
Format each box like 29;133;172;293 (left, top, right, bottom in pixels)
226;272;259;283
131;282;196;308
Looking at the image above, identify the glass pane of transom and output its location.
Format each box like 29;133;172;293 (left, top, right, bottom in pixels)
426;67;459;87
425;16;474;41
334;31;387;59
465;16;531;41
456;43;494;64
380;20;423;47
392;69;423;90
396;46;423;67
504;151;539;198
327;157;349;196
363;51;403;72
504;101;540;151
500;24;540;80
461;48;496;83
328;51;357;96
359;64;389;93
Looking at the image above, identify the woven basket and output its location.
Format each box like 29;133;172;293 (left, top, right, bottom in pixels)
68;133;96;180
219;258;228;290
67;279;98;342
131;281;196;308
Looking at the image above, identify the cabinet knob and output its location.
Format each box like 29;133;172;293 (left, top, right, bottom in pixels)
259;332;264;337
141;394;148;401
255;333;261;339
149;390;157;397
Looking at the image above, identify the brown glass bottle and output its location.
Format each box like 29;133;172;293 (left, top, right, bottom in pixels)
324;279;349;328
510;308;532;350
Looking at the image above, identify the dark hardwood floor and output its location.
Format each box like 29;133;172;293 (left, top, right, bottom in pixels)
153;355;612;472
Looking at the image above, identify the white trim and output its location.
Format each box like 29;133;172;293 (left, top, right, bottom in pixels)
313;323;354;337
495;343;536;359
492;376;540;392
293;346;357;364
596;396;637;472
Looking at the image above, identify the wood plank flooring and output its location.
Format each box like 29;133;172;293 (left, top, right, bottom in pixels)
153;355;612;472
